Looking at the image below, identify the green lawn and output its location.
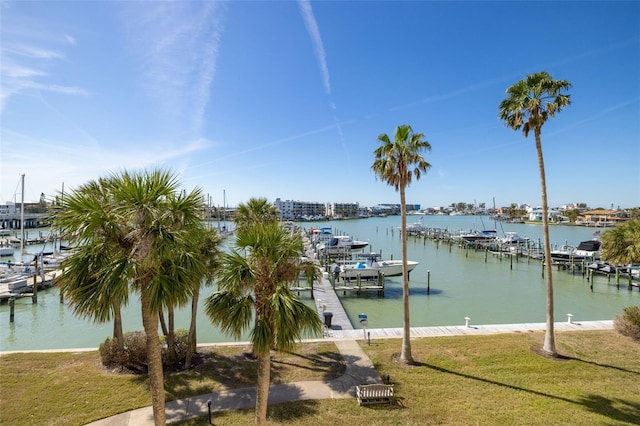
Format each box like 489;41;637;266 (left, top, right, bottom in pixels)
1;331;639;425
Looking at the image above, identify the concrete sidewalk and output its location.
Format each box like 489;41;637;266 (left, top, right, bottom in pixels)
86;339;381;425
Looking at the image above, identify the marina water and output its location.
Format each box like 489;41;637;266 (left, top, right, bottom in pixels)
1;215;637;351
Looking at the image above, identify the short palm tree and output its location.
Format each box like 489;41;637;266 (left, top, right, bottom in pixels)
184;229;221;369
499;71;571;356
51;178;129;351
53;169;211;425
372;124;431;364
204;220;322;426
600;219;640;265
234;197;279;231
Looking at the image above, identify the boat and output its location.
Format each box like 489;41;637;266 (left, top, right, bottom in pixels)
587;261;617;274
0;244;15;257
498;232;529;245
574;240;601;259
406;216;425;233
310;227;334;246
340;253;419;280
496;232;530;254
317;235;369;254
549;240;601;263
458;229;498;242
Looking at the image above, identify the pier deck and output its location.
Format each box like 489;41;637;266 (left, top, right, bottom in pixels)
322;319;614;341
303;238;355;334
312;273;355;334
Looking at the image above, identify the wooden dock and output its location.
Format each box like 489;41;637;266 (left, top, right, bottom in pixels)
0;270;60;301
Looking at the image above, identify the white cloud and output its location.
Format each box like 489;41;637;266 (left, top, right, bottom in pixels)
298;0;331;95
120;2;226;135
0;15;85;112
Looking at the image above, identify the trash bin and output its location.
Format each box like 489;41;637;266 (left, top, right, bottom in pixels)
323;311;333;328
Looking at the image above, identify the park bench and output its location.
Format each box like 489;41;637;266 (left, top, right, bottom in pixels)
356;384;394;406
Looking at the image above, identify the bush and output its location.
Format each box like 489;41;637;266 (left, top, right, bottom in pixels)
98;336;126;367
99;329;191;372
613;306;640;342
165;328;189;363
99;331;148;373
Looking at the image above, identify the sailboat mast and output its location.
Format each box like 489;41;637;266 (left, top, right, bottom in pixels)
20;174;25;254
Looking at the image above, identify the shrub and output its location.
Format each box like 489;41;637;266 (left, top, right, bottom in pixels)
99;337;125;367
99;331;147;373
613;306;640;342
123;331;149;370
167;328;189;363
99;329;191;372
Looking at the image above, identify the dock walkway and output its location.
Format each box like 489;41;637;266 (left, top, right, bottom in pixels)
303;236;355;334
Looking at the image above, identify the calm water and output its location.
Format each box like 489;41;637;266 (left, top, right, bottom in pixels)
1;216;637;351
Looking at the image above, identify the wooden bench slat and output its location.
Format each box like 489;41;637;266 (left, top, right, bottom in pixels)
356;384;394;406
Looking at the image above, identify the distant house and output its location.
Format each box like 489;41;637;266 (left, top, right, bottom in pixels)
579;209;627;226
528;209;565;222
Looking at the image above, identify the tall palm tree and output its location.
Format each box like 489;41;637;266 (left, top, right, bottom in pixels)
499;71;571;356
600;219;640;265
53;169;210;425
204;220;322;426
372;124;431;364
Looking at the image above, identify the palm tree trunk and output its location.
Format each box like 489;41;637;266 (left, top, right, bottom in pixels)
167;304;176;364
185;290;200;369
113;301;124;352
158;310;168;336
141;291;166;425
536;130;556;356
399;186;414;364
254;352;271;426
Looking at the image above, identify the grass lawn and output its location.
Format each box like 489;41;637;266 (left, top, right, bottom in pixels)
1;330;639;425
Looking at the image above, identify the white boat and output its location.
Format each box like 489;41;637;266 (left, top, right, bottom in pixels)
458;229;498;242
0;230;16;256
0;244;15;257
340;253;419;280
317;235;369;254
310;227;334;246
405;216;425;233
549;240;601;263
498;232;529;245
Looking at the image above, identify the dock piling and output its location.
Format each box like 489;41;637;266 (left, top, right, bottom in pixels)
9;297;15;322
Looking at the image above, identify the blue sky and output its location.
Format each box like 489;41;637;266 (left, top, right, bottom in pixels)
1;1;639;209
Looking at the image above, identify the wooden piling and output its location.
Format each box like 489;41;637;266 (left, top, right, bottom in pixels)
32;273;38;304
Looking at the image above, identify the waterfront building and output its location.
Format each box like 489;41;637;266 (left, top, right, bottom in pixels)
326;202;360;219
527;209;565;222
274;198;326;221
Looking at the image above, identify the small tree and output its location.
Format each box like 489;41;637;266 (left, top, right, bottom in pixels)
600;219;640;265
205;202;322;426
